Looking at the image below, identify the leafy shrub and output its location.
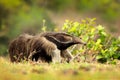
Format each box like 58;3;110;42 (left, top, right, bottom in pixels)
62;18;120;64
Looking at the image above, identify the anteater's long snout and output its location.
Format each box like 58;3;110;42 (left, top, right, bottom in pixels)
78;39;86;45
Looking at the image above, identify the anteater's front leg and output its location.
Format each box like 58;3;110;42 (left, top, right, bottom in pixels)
61;50;74;63
51;49;61;63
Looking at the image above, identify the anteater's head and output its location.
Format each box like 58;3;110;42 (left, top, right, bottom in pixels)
50;32;86;45
43;32;86;45
42;32;86;50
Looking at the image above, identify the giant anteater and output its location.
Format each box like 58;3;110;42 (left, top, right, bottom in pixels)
9;32;86;63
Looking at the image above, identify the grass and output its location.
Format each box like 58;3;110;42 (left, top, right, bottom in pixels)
0;57;120;80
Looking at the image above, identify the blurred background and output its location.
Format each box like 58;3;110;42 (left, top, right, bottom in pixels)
0;0;120;56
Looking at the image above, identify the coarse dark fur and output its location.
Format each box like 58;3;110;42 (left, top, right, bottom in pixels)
28;34;61;63
9;34;33;62
9;32;86;63
9;33;60;63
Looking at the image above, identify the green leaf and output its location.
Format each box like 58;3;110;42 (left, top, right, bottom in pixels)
97;25;104;31
68;26;76;32
96;39;101;45
73;22;79;27
96;55;103;60
101;31;107;36
91;28;96;34
83;35;89;42
91;18;96;22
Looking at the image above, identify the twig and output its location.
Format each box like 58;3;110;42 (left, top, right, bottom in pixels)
70;45;77;53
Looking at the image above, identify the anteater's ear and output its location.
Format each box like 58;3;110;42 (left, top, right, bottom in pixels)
54;34;73;42
45;35;61;43
45;35;72;44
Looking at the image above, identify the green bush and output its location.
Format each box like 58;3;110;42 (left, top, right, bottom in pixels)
7;6;54;39
62;18;120;64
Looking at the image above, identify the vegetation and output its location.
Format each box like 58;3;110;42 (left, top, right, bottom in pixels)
1;57;120;80
0;1;120;79
62;18;120;64
76;0;120;22
0;0;120;56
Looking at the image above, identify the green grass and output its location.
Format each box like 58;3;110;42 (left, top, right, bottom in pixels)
0;57;120;80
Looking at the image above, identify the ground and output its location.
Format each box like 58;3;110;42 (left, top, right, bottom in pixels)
0;57;120;80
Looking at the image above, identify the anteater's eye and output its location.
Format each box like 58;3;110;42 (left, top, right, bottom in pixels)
79;37;82;39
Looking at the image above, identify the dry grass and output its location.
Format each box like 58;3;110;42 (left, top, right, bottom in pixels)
0;57;120;80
